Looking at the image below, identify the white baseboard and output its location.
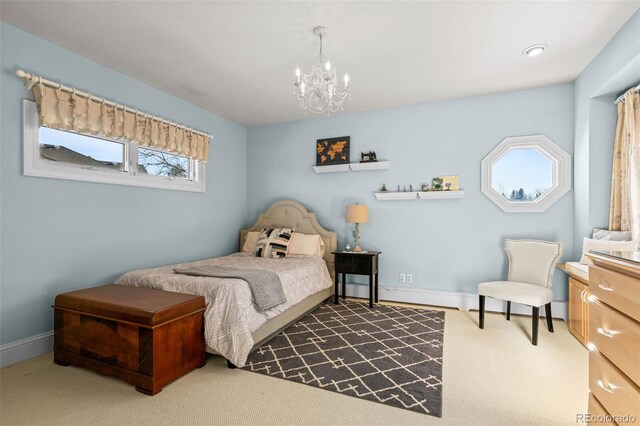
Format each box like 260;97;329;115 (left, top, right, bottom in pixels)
343;284;567;320
0;286;567;368
0;331;53;368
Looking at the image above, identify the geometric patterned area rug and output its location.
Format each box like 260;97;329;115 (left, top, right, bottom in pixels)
243;300;445;417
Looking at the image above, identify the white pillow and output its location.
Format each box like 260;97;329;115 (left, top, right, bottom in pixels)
243;231;325;257
592;227;632;241
288;233;326;257
242;231;261;252
580;237;635;265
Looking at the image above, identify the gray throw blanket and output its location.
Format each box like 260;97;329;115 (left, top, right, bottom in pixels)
173;265;286;312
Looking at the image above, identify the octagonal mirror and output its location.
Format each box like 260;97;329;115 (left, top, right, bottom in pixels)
481;135;571;213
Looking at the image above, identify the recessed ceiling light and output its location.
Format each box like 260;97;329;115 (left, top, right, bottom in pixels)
523;44;547;57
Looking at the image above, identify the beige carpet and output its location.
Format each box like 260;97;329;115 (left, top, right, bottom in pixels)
0;303;588;426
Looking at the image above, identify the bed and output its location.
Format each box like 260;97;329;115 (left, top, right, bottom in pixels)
115;200;337;367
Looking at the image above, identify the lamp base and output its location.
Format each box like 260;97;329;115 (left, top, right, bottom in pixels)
352;244;363;253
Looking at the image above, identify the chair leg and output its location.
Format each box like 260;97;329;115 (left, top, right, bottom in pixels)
532;306;539;345
479;295;485;329
545;303;554;332
506;301;511;321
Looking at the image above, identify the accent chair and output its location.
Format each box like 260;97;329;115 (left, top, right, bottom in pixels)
477;239;563;345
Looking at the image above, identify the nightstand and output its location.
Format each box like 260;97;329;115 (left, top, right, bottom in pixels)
332;251;381;308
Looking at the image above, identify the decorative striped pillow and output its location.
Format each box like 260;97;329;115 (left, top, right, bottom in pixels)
255;228;295;258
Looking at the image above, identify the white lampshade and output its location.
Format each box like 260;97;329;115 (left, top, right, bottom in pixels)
345;204;369;224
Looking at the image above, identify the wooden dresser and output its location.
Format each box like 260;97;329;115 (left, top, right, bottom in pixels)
557;262;590;346
586;251;640;423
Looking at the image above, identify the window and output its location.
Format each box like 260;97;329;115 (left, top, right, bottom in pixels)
23;100;205;192
491;148;552;202
39;127;126;172
481;135;571;213
138;147;189;179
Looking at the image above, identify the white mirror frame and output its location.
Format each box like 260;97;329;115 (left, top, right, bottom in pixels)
481;134;571;213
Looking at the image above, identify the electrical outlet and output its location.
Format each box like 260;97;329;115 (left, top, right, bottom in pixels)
399;273;406;283
407;274;413;283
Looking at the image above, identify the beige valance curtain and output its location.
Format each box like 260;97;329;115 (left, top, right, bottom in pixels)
18;71;209;163
609;90;639;248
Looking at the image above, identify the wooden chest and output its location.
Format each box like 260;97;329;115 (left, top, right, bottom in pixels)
53;284;206;395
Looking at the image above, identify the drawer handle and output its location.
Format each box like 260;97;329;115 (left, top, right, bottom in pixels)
596;327;621;338
597;379;618;394
598;284;614;292
580;290;587;303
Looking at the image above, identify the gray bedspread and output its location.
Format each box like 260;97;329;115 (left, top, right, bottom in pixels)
173;265;286;311
115;253;333;367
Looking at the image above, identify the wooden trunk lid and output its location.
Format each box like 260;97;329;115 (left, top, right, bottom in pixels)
54;284;204;327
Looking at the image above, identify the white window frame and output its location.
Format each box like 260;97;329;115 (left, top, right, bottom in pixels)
481;134;571;213
23;100;206;193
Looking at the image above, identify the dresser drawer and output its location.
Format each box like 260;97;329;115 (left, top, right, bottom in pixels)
589;351;640;421
587;393;615;425
590;266;640;322
590;299;640;387
336;255;372;274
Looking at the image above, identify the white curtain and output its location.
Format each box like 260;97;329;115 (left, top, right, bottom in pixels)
609;91;640;248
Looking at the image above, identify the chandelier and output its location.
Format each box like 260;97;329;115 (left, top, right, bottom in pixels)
293;26;351;115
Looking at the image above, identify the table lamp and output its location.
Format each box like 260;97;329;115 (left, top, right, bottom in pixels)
345;204;369;252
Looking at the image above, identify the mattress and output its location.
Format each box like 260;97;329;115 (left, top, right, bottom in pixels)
115;252;333;367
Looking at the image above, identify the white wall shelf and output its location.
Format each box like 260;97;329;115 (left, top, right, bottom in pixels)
375;190;465;200
374;191;417;200
313;161;390;174
313;164;350;173
418;190;465;199
349;161;390;171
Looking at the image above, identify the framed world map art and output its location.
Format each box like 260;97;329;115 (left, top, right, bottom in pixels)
316;136;350;166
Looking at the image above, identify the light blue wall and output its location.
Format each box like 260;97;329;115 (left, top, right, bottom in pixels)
2;10;639;347
247;84;574;301
573;10;640;257
0;23;248;344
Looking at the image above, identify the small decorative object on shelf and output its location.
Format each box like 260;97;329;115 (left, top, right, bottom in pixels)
440;175;460;191
380;184;388;192
397;185;400;192
409;184;413;192
421;183;430;191
432;177;443;191
360;151;377;163
316;136;350;166
344;244;351;252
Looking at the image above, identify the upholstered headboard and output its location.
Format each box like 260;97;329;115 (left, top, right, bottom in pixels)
240;200;337;280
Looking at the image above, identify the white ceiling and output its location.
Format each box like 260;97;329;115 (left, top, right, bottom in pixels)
2;1;639;127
